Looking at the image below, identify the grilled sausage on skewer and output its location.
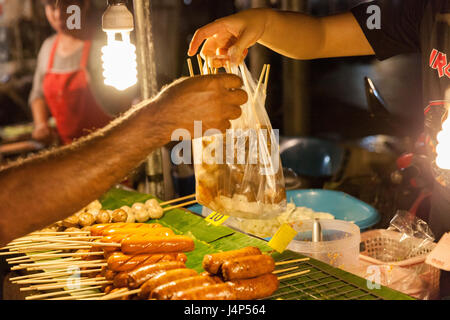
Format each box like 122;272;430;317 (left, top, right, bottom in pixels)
202;247;262;274
151;275;222;300
121;235;195;255
221;254;275;280
138;268;198;299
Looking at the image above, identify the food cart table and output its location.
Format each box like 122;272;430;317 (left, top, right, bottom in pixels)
2;188;414;301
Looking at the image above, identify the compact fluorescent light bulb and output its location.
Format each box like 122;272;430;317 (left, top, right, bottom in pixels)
101;2;137;91
101;31;138;91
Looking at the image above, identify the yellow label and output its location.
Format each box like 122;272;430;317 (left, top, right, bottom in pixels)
268;223;298;253
205;211;230;226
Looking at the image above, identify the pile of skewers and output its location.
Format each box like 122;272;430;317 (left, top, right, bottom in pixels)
38;194;197;234
2;221;311;300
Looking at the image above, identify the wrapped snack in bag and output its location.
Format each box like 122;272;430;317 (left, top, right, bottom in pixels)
193;63;287;219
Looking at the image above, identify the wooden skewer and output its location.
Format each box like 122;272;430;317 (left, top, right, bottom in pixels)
25;285;103;300
187;58;194;77
7;250;62;262
275;258;310;266
196;54;204;75
277;269;310;281
163;200;198;212
36;238;120;247
254;64;268;101
11;268;103;282
25;262;107;271
8;245;92;251
16;277;92;285
99;288;141;301
8;251;104;264
264;64;271;94
160;194;196;206
273;266;299;275
20;279;112;292
30;231;90;236
49;292;106;301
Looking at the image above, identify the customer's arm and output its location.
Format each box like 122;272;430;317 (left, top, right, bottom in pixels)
0;74;246;246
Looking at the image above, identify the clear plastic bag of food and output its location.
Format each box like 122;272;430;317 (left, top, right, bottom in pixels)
193;63;287;219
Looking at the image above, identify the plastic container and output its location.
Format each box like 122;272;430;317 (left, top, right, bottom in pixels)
287;219;361;270
358;229;440;300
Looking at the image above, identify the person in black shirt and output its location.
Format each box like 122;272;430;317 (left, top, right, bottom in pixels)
189;0;449;298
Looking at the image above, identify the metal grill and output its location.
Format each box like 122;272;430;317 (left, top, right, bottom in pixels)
268;257;384;301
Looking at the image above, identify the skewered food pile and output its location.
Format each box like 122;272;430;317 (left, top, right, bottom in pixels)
4;220;289;300
194;63;287;220
39;199;165;233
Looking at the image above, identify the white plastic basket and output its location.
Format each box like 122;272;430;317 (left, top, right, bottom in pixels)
359;230;440;300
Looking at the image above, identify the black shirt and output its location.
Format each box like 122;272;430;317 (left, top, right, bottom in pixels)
352;0;450;186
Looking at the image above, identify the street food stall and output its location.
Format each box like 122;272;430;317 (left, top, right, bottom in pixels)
0;0;448;304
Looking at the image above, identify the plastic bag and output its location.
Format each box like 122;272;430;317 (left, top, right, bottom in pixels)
193;63;287;219
349;211;440;300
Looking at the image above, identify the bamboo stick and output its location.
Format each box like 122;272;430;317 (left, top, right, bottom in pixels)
264;64;271;94
163;200;198;212
16;277;92;285
196;54;204;75
8;251;104;264
273;266;299;275
99;288;141;300
25;262;107;272
187;58;194;77
10;268;103;282
37;238;120;247
254;64;268;101
20;279;112;292
160;194;195;206
25;286;103;300
277;269;310;281
275;258;310;266
49;292;106;301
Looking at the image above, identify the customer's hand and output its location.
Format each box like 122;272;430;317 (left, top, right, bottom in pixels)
188;9;270;67
153;74;247;137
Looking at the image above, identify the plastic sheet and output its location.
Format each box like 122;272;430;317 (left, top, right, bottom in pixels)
193;63;286;219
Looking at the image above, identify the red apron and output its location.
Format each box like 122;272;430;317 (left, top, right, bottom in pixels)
43;36;112;145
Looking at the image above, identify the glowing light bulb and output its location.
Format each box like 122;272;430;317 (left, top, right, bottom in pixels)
101;31;138;91
436;116;450;170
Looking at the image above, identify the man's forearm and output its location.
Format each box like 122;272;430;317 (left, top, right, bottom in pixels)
259;10;374;59
0;100;167;245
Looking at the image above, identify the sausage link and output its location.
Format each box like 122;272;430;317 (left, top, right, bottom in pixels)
107;252;185;272
101;227;173;237
139;268;198;299
151;275;221;300
171;283;236;300
221;255;275;280
121;235;195;255
104;269;118;281
230;273;279;300
202;247;262;274
90;223;163;236
127;261;186;289
113;272;129;288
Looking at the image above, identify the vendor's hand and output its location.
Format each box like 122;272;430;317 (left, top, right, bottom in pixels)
153;74;247;136
32;123;52;144
188;9;270;67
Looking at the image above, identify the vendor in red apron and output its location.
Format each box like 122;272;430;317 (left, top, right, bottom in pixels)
188;0;449;297
30;0;136;145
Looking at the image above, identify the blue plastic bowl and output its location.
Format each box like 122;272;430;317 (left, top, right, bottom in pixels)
285;189;380;231
188;189;380;231
280;137;345;177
